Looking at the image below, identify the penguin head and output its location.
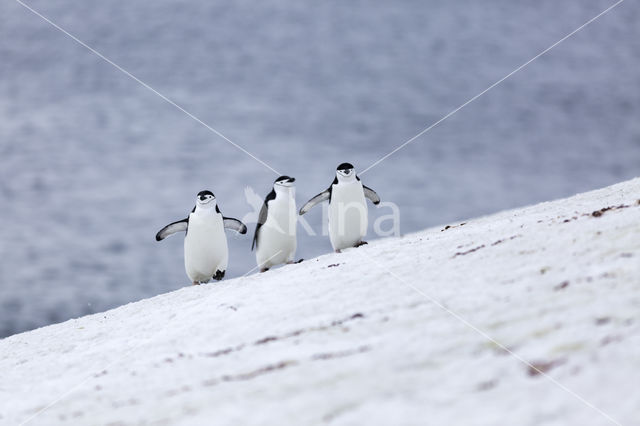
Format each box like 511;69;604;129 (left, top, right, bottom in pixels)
196;190;216;208
274;176;295;198
274;175;296;188
335;162;356;182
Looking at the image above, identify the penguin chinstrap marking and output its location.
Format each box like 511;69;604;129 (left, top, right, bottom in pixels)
252;176;298;272
299;163;380;252
156;190;247;284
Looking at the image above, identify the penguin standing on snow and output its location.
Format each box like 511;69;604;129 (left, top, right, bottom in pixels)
156;190;247;284
300;163;380;252
252;176;298;272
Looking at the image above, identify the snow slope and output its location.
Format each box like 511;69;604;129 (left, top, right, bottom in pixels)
1;178;639;426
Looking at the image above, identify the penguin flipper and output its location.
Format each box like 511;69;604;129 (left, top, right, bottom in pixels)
363;185;381;205
252;200;270;251
156;218;188;241
223;217;248;234
299;190;330;215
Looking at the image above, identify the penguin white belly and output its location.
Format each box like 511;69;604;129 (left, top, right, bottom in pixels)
256;198;297;268
184;212;228;282
329;181;367;250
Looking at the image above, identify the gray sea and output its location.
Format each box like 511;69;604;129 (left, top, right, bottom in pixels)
1;0;638;338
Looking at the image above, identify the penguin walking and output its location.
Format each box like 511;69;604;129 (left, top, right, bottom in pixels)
252;176;297;272
300;163;380;252
156;190;247;284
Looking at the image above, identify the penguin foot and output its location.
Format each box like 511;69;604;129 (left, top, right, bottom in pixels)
192;281;201;286
354;241;368;248
260;267;269;273
213;270;225;281
335;249;342;253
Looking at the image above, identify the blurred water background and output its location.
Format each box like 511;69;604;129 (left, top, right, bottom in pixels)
1;0;638;337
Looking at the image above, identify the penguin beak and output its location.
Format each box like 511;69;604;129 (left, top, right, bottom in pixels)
288;177;295;183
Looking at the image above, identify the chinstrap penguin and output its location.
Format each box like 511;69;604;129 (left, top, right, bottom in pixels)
299;163;380;252
252;176;298;272
156;190;247;284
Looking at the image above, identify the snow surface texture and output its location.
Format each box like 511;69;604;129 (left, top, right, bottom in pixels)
1;178;639;426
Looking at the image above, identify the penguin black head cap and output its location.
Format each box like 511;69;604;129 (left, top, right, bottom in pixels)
337;162;354;171
275;175;295;183
197;190;215;201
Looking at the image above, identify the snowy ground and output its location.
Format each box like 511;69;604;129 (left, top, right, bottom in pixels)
1;178;639;426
